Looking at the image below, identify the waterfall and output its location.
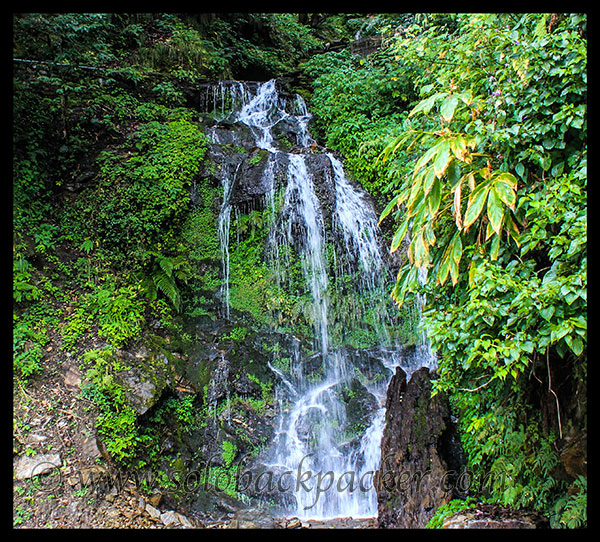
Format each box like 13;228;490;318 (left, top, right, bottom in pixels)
207;79;436;519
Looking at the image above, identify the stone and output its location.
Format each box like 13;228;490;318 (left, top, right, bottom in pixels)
14;453;61;480
145;504;162;521
375;367;464;529
442;503;550;529
286;518;302;529
113;347;175;415
148;492;162;507
160;510;180;526
64;366;82;389
82;436;102;459
25;433;47;444
159;510;193;527
227;508;277;529
79;465;110;486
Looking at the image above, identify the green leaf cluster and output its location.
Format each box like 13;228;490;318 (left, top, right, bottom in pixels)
377;13;586;526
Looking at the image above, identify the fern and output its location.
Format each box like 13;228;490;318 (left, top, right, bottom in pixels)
139;250;191;312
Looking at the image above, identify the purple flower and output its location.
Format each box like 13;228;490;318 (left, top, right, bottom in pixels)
493;90;502;97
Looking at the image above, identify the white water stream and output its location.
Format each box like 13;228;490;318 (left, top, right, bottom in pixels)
207;79;436;519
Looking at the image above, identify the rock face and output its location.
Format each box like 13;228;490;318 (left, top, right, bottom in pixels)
442;503;550;529
375;366;464;529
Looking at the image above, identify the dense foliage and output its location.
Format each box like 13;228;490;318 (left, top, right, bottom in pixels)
306;13;586;528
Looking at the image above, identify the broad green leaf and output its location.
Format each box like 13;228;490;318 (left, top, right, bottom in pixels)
447;159;461;185
451;231;463;265
407;171;425;210
487;186;504;234
496;172;518;189
506;216;521;247
413;230;429;267
466;172;476;190
456;90;473;105
565;334;584;356
379;193;401;224
449;257;459;286
424;223;436;247
464;183;490;230
449;136;468;162
414;139;443;174
390;219;409;252
540;305;555;321
409;92;446;117
494;179;517;210
428;178;442;217
490;231;501;260
422;167;436;196
433;141;452;178
437;249;451;285
440;94;459;122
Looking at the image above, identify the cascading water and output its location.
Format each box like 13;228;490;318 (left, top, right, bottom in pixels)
205;79;436;519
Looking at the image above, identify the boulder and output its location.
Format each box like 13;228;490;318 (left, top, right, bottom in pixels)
375;366;464;528
113;348;175;415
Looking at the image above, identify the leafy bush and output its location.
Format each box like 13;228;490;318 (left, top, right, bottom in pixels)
304;48;415;203
62;280;144;350
80;348;142;465
377;13;586;524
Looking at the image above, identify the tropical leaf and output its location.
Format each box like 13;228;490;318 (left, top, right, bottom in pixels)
390;219;409;252
487;186;504;235
440;94;459;122
379;193;402;224
408;92;446;118
427;177;442;217
494;178;517;210
464;182;491;230
414;139;444;174
453;179;463;229
433;141;452;178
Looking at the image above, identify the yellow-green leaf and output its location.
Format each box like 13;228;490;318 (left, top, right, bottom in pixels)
449;136;468;162
453;180;463;229
422;167;436;196
379;193;401;224
464;183;490;230
413;230;429;267
496;172;518;189
414;139;443;174
494;178;517;210
487;186;504;234
390;219;409;252
428;177;442;217
440;94;459;123
437;249;451;285
433;141;452;178
409;92;446;117
490;230;501;260
451;231;463;265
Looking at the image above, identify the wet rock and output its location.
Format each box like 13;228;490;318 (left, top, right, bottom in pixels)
376;367;464;528
14;453;61;480
285;517;302;529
